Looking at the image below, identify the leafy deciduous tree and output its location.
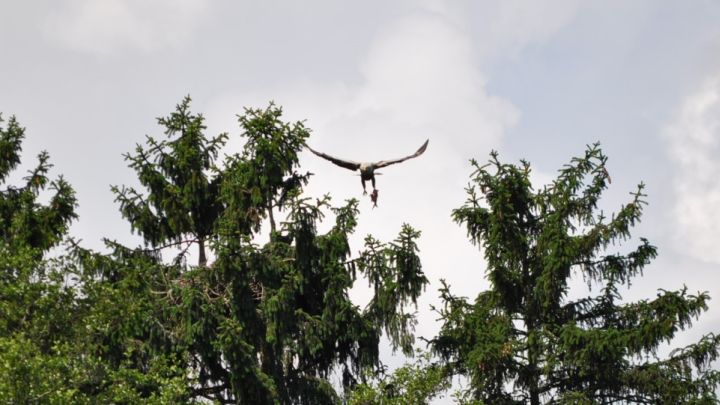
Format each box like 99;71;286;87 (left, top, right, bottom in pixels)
347;350;450;405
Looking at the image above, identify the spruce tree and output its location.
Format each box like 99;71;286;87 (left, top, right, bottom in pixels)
83;98;428;403
111;96;228;266
432;144;720;404
0;113;78;342
0;114;76;252
0;114;82;402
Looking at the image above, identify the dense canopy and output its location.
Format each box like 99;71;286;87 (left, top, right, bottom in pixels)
0;103;717;404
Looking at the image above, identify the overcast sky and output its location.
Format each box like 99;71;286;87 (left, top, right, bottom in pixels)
2;0;720;396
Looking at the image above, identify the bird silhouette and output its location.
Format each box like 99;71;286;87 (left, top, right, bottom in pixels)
306;139;429;195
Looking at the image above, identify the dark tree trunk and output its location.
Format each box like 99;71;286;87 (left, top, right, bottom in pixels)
268;199;276;234
198;237;207;267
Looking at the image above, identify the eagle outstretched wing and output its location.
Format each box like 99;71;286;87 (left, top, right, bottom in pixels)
306;146;361;171
375;139;429;169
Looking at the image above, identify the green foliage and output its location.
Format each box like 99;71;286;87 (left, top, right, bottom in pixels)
0;336;79;403
347;350;451;405
218;102;312;237
0;103;428;404
76;98;428;404
432;144;720;404
9;102;716;405
358;224;427;354
112;96;229;265
0;115;83;403
0;114;77;252
0;115;187;404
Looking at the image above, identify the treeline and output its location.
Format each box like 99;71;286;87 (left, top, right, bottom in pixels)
1;98;718;404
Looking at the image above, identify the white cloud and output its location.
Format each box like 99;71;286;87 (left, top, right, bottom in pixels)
352;12;516;154
665;75;720;264
209;8;519;167
413;0;580;63
205;4;581;350
43;0;207;54
473;0;580;59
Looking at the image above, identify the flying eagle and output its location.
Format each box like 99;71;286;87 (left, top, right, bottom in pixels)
306;139;429;195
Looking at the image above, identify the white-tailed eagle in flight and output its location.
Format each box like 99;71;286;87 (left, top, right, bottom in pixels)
306;139;429;201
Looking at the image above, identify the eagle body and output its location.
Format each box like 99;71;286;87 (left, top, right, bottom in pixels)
358;163;378;193
359;163;375;177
